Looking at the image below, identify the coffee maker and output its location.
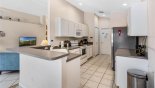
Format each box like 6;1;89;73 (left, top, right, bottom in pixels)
83;39;88;44
64;40;71;47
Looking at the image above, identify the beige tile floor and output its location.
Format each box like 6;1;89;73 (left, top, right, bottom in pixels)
0;55;114;88
0;72;19;88
81;55;115;88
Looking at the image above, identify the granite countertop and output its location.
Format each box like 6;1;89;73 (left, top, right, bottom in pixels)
53;46;80;50
67;53;81;62
7;47;81;62
8;47;69;61
115;48;147;59
30;44;93;51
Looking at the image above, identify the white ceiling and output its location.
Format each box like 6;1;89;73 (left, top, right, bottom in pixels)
66;0;142;17
0;0;48;16
0;0;142;17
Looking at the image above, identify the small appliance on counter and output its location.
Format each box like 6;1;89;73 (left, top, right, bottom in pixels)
78;40;84;46
64;40;71;47
83;39;88;44
59;41;64;48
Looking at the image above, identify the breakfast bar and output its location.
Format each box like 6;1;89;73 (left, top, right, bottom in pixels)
8;47;81;88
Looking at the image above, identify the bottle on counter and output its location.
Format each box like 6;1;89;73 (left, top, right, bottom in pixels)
60;41;64;48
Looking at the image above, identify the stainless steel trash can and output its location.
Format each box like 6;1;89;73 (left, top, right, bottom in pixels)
127;69;147;88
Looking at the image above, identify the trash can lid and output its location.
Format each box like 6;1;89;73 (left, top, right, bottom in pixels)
127;69;147;79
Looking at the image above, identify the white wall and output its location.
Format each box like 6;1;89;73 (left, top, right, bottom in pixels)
0;8;46;52
0;7;41;24
98;11;127;28
99;17;111;28
148;0;155;87
0;20;46;51
110;11;128;27
48;0;84;45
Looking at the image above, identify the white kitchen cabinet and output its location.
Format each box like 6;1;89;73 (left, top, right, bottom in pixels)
128;1;148;36
66;57;80;88
89;45;93;58
68;21;75;37
75;23;82;37
82;25;88;37
55;18;69;37
86;45;93;59
56;17;88;37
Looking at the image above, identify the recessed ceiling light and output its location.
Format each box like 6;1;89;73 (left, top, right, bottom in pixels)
102;14;106;17
79;2;83;6
122;3;128;6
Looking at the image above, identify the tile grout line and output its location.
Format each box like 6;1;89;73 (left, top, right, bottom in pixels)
81;57;98;88
9;79;19;88
81;55;114;88
97;55;113;88
82;55;111;88
97;62;110;88
0;74;10;83
82;56;103;88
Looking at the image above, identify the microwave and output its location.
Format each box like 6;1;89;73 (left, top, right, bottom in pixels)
76;29;82;37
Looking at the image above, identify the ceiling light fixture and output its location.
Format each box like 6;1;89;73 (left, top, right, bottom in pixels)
79;2;83;6
102;14;106;17
122;3;128;6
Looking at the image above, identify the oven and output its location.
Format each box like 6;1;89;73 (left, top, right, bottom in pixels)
80;46;87;59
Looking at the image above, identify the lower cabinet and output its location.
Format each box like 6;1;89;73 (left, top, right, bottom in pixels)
80;45;93;65
87;45;93;59
66;57;80;88
115;56;148;88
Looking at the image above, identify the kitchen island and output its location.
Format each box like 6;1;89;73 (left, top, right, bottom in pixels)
8;47;81;88
115;49;148;88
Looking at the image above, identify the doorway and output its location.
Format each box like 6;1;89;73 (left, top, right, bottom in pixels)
99;28;112;55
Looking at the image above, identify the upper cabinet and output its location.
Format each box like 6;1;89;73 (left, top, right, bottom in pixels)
128;1;148;36
82;24;89;37
55;18;88;37
55;18;69;37
75;23;82;37
68;21;76;37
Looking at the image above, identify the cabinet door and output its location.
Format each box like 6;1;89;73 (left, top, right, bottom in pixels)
85;26;89;36
75;23;82;37
66;57;80;88
68;21;75;37
82;25;88;37
86;46;90;59
61;19;69;36
128;1;148;36
89;46;93;57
